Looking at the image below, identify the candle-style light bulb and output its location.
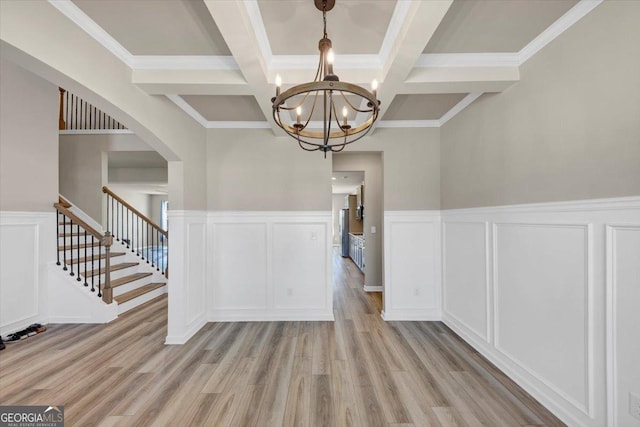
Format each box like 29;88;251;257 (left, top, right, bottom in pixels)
275;74;282;96
371;79;378;98
342;106;348;126
327;49;335;64
327;49;335;75
296;106;302;124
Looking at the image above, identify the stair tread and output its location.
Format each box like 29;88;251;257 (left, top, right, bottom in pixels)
59;233;87;237
64;252;125;265
85;262;139;277
114;282;165;304
111;272;152;288
58;242;101;251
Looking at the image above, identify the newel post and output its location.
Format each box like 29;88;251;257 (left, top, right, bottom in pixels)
58;88;66;130
101;231;113;304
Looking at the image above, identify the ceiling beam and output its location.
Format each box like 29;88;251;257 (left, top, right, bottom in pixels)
203;0;279;134
132;69;253;95
373;0;454;130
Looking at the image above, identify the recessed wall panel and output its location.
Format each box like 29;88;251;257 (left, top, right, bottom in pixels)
444;222;488;340
272;223;327;309
213;223;268;309
495;223;589;411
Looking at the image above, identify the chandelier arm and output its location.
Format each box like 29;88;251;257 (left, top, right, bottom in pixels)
298;139;321;151
339;91;374;113
331;143;347;153
302;90;320;130
323;89;329;145
330;97;345;132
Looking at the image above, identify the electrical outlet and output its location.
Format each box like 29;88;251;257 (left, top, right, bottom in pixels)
287;288;294;297
311;231;317;240
414;288;420;296
630;392;640;421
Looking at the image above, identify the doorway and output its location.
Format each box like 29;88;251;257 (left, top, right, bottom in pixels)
332;152;384;313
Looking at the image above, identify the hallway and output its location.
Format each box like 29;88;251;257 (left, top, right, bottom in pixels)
0;250;563;426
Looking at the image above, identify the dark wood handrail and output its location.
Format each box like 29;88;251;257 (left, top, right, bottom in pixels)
53;202;112;245
102;186;167;236
58;195;72;209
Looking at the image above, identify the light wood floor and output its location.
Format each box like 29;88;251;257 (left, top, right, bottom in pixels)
0;249;564;426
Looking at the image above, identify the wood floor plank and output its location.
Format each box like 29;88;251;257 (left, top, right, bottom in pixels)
0;250;565;427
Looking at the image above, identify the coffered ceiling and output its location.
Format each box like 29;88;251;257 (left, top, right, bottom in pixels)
56;0;601;131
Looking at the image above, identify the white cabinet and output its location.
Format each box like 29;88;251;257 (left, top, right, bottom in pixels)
348;233;365;273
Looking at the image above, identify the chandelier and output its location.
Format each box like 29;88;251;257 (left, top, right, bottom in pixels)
271;0;381;157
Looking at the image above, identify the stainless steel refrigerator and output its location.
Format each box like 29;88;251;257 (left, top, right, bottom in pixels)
339;209;349;257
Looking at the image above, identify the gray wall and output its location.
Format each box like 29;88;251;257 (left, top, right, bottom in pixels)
333;153;383;289
0;59;58;211
441;1;640;209
59;133;157;222
206;129;332;211
346;127;440;210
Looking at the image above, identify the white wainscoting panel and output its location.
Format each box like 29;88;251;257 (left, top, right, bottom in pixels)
212;223;268;310
442;221;489;342
208;212;333;321
165;211;207;345
272;223;328;310
494;223;590;414
0;212;56;335
383;211;441;321
442;196;640;427
607;225;640;427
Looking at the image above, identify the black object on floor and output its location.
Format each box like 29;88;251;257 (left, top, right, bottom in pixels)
0;338;5;351
3;323;46;344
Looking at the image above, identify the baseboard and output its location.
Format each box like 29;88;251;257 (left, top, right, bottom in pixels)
208;309;335;322
165;316;207;345
363;285;383;292
442;314;583;427
381;308;441;321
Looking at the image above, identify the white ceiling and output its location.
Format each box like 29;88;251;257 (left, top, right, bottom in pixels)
61;0;599;129
332;171;364;195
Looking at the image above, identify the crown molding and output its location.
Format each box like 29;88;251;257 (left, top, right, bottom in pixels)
131;56;238;71
517;0;603;65
167;95;271;129
205;121;271;129
244;0;406;75
270;54;381;71
378;0;414;66
439;92;483;126
416;53;520;68
416;0;603;69
48;0;134;67
378;120;441;129
166;95;208;127
243;0;273;66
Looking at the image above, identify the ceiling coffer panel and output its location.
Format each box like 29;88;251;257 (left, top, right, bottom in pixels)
73;0;231;55
382;94;467;121
424;0;579;54
257;0;397;55
181;95;266;122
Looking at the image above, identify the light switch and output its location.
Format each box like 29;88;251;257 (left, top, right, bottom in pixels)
371;226;376;234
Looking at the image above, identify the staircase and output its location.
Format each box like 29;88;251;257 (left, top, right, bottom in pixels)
53;192;167;319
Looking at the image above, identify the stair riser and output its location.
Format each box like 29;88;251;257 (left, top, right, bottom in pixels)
117;285;167;314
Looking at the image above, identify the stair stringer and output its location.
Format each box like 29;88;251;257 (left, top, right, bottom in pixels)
47;264;118;323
